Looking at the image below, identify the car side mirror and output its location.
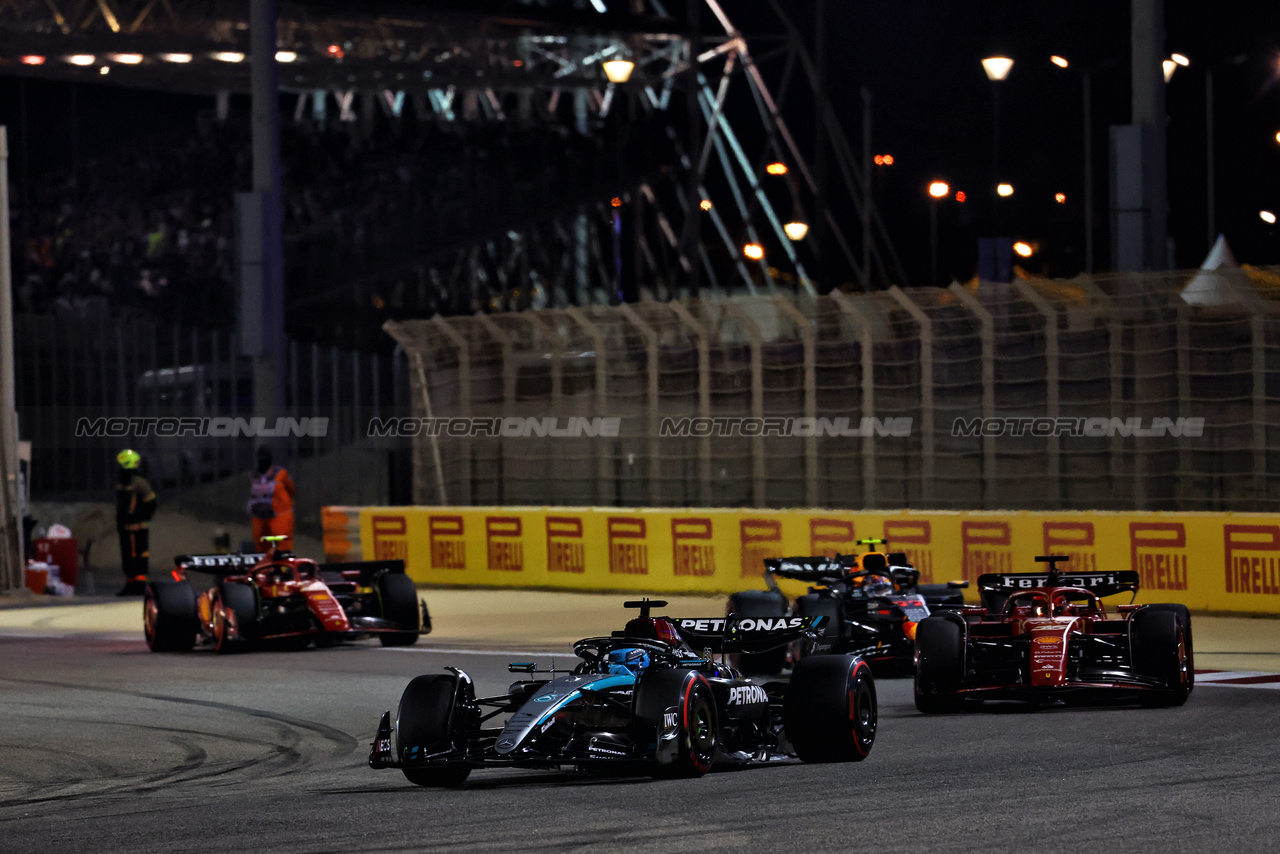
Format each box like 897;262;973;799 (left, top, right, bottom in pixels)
508;662;536;673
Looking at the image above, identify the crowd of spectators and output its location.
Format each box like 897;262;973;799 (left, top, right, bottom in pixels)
12;107;654;343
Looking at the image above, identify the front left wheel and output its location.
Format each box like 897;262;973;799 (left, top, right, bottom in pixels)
397;674;474;787
635;669;718;778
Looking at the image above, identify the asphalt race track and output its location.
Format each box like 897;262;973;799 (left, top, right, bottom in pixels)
2;628;1280;853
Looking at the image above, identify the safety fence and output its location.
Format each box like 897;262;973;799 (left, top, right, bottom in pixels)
384;267;1280;513
323;504;1280;615
14;311;408;533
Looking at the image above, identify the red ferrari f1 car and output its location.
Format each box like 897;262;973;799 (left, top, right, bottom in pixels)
143;538;429;652
913;555;1192;712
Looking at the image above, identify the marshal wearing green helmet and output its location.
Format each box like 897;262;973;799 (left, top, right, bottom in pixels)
115;449;157;596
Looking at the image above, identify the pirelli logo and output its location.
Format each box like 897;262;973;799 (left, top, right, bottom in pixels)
546;516;585;574
429;515;466;570
1042;522;1097;573
1129;522;1188;591
809;518;855;556
884;519;933;582
739;518;782;578
371;515;409;564
486;516;523;572
673;517;715;577
608;517;648;574
962;521;1013;582
1224;525;1280;595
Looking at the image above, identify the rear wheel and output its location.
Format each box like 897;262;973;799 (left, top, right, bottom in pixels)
635;669;717;778
784;654;876;762
397;674;474;787
213;582;257;654
377;573;422;647
914;615;965;714
143;581;198;652
726;591;789;675
1132;610;1191;707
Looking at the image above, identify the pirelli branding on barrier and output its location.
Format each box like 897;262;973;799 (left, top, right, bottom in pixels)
739;518;783;579
1130;522;1189;591
961;520;1015;582
486;517;524;572
546;516;586;574
1223;525;1280;596
885;519;935;583
330;506;1280;613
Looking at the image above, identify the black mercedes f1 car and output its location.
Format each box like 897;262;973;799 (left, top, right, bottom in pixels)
369;599;877;785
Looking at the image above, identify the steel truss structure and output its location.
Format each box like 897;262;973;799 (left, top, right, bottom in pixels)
2;0;906;314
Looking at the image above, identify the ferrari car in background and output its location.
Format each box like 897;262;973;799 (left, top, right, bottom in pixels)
913;555;1193;712
728;539;969;675
143;538;429;652
369;599;876;786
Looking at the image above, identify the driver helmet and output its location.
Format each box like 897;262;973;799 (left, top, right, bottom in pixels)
862;574;893;597
605;647;651;676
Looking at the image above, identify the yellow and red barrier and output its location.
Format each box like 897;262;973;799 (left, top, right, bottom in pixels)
321;506;1280;615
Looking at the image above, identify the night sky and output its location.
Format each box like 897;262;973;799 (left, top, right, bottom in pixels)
1;0;1278;291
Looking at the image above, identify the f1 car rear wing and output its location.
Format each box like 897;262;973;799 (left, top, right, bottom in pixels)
672;614;827;654
977;569;1141;599
173;552;268;576
763;556;848;585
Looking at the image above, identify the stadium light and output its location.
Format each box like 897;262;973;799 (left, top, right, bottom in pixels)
929;181;950;198
602;59;635;84
275;51;298;63
99;66;109;75
1055;192;1067;203
1050;55;1069;68
997;183;1014;197
21;55;45;65
161;53;193;63
1163;60;1176;82
743;243;765;260
1013;241;1034;257
67;55;95;66
765;162;788;176
981;56;1014;81
110;53;143;64
784;221;809;241
1262;211;1277;225
1171;53;1189;67
213;51;245;63
699;199;712;211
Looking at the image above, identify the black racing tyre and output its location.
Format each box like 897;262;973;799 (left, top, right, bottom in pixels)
726;590;790;675
1131;609;1192;707
634;669;717;778
793;593;841;660
784;654;877;762
914;615;965;714
397;674;474;787
377;573;422;647
143;581;198;652
1141;604;1194;690
213;581;258;654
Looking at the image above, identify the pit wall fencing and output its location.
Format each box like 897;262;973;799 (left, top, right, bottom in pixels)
322;505;1280;615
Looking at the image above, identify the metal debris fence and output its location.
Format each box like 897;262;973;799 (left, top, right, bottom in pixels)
385;267;1280;512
